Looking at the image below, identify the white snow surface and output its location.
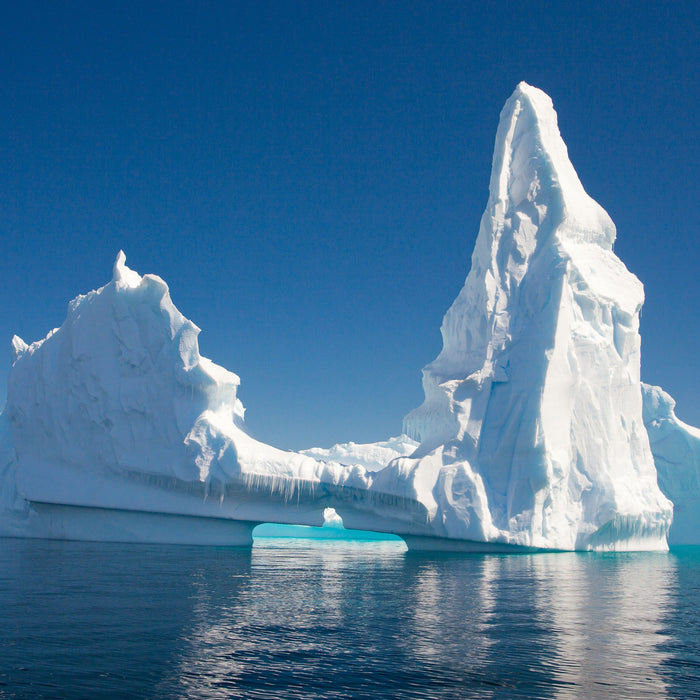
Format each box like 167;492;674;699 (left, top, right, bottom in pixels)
642;384;700;544
395;82;672;550
301;435;418;472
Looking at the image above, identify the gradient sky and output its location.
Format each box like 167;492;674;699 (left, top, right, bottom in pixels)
1;1;698;450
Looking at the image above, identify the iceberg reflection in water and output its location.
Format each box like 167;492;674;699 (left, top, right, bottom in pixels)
1;538;698;699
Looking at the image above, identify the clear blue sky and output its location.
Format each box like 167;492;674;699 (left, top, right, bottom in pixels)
1;1;698;449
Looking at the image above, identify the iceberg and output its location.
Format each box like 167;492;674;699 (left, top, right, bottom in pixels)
642;384;700;544
0;82;681;551
381;82;672;551
0;252;382;544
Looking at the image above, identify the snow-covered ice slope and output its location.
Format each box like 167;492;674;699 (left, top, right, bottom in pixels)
1;252;379;542
643;384;700;544
387;82;672;550
301;435;418;472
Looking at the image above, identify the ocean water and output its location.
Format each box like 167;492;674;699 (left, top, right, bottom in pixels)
1;537;699;699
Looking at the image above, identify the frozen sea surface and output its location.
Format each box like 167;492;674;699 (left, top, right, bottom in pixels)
1;537;699;699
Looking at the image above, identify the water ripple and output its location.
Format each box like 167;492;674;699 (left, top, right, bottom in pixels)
0;538;699;698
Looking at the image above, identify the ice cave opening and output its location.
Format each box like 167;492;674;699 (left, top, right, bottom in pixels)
252;508;405;544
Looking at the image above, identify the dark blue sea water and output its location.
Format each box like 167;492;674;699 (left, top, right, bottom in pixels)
1;537;699;699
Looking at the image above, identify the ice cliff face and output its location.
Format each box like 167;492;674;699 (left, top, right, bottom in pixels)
393;82;672;550
642;384;700;544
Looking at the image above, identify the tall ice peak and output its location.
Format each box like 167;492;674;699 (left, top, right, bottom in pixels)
112;250;142;288
491;81;615;249
398;82;671;550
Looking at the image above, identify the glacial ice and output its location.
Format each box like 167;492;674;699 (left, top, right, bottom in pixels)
390;82;673;550
0;251;381;543
301;436;418;472
642;384;700;544
0;82;690;550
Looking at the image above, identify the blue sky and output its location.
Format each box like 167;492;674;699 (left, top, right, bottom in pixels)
1;1;698;449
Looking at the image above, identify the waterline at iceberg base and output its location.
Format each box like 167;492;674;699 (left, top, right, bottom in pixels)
1;83;694;551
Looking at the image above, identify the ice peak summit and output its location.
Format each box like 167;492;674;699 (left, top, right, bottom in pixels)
491;82;615;249
399;83;671;549
112;250;141;288
10;336;27;364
